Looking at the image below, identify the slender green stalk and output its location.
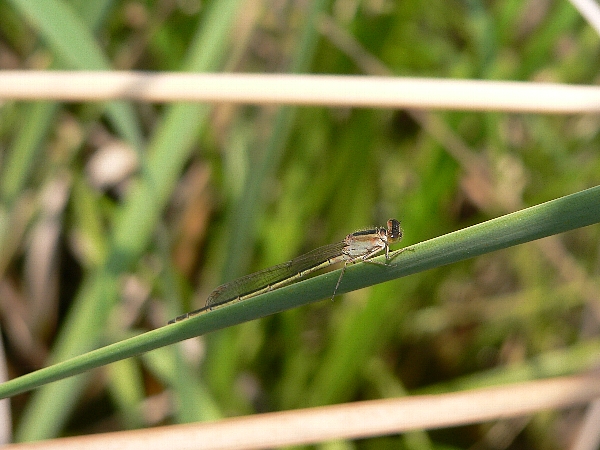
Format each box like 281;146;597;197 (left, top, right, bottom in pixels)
1;185;598;400
13;0;245;441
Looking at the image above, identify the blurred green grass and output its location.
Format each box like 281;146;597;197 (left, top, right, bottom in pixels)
0;0;599;448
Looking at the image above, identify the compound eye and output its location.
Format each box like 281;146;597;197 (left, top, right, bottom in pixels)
387;219;403;241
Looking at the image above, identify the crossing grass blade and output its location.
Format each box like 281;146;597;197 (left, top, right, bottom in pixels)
0;185;598;400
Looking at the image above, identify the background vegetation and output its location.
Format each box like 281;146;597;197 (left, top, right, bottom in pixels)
1;0;600;448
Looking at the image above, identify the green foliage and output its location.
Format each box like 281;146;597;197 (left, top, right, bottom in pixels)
0;0;599;448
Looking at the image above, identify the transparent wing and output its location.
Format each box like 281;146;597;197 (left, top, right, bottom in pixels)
207;240;348;308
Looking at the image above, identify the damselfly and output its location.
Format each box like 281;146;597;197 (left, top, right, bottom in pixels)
169;219;406;323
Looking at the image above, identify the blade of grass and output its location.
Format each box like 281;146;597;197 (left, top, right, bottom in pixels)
3;0;138;441
15;0;245;441
0;103;57;287
1;0;130;210
1;185;599;400
0;103;59;206
7;0;142;148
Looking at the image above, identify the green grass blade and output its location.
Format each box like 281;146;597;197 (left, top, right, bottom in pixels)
1;185;599;400
7;0;142;147
14;0;244;441
0;102;59;205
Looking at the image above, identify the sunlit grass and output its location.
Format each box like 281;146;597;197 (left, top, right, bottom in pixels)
0;0;599;448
